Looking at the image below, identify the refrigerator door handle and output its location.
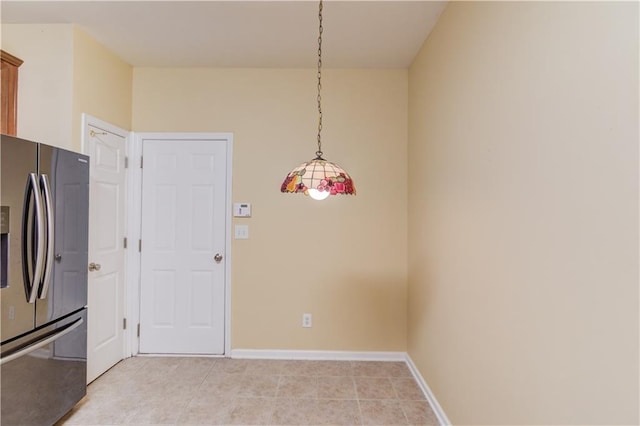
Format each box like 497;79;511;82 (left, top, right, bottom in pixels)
21;173;45;303
0;317;83;366
38;174;54;299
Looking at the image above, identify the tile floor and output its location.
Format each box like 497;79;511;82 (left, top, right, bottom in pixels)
57;357;440;425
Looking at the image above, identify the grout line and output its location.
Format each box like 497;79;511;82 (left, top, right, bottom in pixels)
351;375;364;425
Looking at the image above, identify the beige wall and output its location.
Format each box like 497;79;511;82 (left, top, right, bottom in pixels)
133;68;408;351
7;5;638;422
1;25;132;151
1;24;74;148
72;27;133;150
408;2;639;425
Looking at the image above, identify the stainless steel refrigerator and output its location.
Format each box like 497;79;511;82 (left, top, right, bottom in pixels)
1;135;89;425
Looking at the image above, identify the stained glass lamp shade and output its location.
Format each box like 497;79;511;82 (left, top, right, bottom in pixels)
281;156;356;200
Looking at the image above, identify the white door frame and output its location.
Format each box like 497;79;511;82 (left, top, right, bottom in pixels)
128;133;233;356
80;113;130;358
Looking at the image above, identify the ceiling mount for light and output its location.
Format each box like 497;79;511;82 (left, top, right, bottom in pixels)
280;0;356;201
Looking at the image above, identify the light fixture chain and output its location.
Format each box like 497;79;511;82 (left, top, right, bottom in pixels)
316;0;323;159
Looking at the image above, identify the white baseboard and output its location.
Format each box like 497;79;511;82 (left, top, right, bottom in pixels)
230;349;406;361
405;354;452;426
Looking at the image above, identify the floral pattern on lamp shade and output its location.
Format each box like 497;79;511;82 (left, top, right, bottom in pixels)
281;158;356;196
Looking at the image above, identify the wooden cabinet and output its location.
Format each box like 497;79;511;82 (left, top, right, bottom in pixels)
1;50;23;136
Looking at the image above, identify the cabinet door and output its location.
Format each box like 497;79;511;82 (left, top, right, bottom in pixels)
1;50;23;136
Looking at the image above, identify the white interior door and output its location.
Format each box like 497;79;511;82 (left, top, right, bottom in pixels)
139;139;227;354
85;122;127;383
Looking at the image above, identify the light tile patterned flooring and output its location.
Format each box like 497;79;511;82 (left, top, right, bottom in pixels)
58;357;440;425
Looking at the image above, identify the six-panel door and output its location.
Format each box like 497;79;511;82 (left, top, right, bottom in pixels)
139;139;227;354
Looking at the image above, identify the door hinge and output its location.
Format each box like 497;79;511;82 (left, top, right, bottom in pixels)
124;237;128;249
123;318;127;330
140;157;143;168
124;156;129;169
138;239;142;252
137;324;140;338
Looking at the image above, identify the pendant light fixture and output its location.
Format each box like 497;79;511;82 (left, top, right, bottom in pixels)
280;0;356;201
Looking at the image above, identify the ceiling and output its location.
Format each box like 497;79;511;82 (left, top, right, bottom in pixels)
1;1;447;68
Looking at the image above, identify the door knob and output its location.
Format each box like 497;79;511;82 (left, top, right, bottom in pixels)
214;253;223;263
88;262;101;272
55;254;62;262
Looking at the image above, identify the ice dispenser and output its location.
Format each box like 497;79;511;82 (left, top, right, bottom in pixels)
1;206;8;288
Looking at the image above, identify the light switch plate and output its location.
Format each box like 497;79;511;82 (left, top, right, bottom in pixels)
234;225;249;239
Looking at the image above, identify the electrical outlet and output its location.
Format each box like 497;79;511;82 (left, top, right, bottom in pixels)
302;313;312;328
8;305;15;320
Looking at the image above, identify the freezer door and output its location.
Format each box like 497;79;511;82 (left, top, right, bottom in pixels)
36;146;89;327
0;135;38;342
1;309;87;426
